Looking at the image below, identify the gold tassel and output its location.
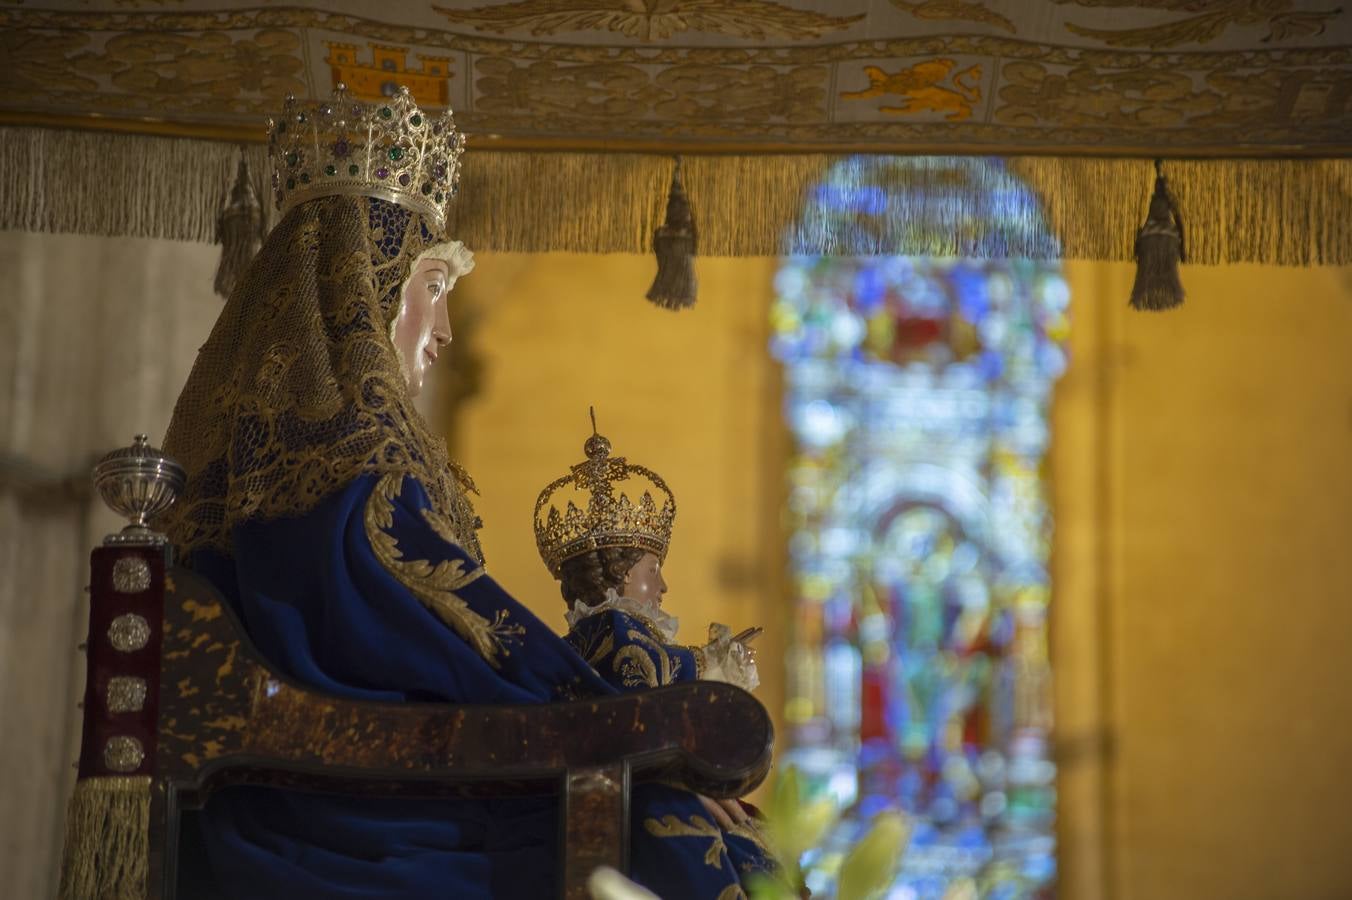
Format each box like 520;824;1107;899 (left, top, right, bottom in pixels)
1129;159;1186;311
645;156;698;310
213;148;263;300
58;776;151;900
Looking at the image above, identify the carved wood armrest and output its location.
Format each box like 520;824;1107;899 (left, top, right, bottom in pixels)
77;555;774;900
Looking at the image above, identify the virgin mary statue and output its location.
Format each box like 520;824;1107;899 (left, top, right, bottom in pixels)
158;86;775;898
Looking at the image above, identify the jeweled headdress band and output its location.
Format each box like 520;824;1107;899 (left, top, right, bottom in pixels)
268;84;464;232
534;414;677;577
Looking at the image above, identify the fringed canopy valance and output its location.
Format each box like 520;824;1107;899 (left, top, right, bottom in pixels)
3;127;1350;265
4;1;1351;157
4;1;1350;264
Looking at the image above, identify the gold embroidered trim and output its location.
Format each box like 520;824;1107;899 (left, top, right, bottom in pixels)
726;817;776;861
643;814;729;868
364;473;520;667
577;630;616;670
688;644;707;679
615;627;681;688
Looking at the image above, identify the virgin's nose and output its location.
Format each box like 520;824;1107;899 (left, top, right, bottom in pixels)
433;292;452;346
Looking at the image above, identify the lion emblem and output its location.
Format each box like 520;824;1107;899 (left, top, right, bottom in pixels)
841;59;983;121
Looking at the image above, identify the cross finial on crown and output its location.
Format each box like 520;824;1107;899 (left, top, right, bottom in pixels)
534;413;677;577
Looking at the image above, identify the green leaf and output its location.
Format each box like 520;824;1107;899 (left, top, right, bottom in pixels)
835;812;910;900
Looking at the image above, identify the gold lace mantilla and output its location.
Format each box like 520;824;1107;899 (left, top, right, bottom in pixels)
160;194;482;560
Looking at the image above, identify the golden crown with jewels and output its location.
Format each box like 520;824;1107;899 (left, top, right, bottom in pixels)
534;415;677;577
267;83;465;231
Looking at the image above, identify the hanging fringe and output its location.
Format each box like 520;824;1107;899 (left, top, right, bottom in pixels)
58;775;151;900
213;148;264;299
0;127;274;243
1130;160;1186;311
646;156;697;310
2;127;1349;265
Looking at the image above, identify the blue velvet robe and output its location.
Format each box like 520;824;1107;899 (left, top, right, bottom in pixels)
182;474;774;898
567;609;700;691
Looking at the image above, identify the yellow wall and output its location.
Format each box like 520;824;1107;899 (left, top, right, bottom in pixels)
450;252;1352;899
451;252;788;789
1058;261;1352;900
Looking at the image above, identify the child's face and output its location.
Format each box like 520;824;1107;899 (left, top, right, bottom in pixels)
622;552;667;607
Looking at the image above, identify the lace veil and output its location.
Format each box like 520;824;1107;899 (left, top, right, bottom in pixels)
160;194;483;560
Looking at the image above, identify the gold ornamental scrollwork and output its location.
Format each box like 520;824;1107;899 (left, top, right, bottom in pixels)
643;814;729;868
474;57;829;124
363;473;519;667
889;0;1017;34
108;613;151;652
1054;0;1342;49
995;62;1222;129
434;0;864;42
1;26;305;118
111;557;152;594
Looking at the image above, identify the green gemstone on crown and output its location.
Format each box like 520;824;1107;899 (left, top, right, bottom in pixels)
410;114;422;126
324;165;336;176
379;107;392;119
349;164;360;176
388;147;404;161
285;152;298;167
286;177;295;189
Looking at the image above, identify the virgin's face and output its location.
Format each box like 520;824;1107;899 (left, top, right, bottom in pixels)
392;258;451;398
622;551;668;607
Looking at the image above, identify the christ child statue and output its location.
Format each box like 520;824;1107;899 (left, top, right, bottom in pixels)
533;418;760;697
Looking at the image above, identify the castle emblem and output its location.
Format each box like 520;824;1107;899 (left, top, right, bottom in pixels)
325;43;452;107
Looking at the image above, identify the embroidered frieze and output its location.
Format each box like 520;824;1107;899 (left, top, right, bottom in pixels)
434;0;864;42
0;3;1348;152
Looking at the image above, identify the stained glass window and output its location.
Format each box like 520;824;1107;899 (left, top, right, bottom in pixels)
773;157;1068;898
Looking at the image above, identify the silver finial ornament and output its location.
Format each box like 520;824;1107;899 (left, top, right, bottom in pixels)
93;434;186;546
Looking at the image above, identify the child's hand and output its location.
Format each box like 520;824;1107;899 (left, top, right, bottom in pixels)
702;623;761;692
697;793;751;829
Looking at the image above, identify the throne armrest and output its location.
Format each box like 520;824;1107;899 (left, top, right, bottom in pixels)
73;547;774;900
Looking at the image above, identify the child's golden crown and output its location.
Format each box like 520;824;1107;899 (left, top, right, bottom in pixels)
534;418;677;577
267;84;465;231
